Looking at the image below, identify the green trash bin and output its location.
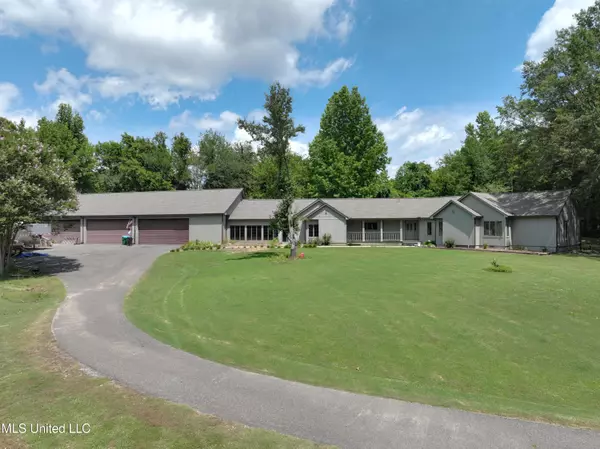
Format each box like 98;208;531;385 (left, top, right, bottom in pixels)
122;235;131;246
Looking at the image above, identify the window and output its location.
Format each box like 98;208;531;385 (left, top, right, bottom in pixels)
406;222;416;232
427;222;433;236
263;226;276;240
365;222;378;231
230;225;245;240
484;221;503;237
308;223;319;238
439;221;443;236
247;225;261;240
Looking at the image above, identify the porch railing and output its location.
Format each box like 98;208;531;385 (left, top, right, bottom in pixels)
347;232;403;243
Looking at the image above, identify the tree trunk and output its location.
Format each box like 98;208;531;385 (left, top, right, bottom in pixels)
289;240;297;259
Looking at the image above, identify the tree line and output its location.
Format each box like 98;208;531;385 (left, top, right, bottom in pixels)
3;1;600;236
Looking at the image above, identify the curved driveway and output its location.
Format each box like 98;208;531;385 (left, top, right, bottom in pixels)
50;245;600;449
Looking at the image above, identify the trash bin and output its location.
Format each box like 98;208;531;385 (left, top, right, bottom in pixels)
122;235;132;246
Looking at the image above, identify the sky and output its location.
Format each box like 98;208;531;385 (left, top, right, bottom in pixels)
0;0;594;176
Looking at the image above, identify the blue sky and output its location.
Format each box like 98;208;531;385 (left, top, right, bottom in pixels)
0;0;592;174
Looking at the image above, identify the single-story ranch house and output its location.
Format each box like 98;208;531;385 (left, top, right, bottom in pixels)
52;188;579;252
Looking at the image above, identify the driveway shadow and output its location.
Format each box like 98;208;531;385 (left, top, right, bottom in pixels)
6;253;82;279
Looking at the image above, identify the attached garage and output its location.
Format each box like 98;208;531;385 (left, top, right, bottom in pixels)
138;219;189;245
87;219;130;244
52;220;81;244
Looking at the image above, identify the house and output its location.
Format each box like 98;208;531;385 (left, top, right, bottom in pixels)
52;188;579;253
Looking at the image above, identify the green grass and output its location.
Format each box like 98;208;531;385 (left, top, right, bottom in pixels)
0;275;329;449
126;248;600;429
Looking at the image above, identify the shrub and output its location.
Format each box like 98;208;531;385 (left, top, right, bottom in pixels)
444;238;455;248
302;239;318;249
485;258;512;273
483;243;488;249
541;247;548;253
424;240;436;248
321;233;332;246
268;238;279;249
179;240;220;251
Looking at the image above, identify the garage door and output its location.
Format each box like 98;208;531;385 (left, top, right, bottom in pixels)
87;219;130;244
52;220;81;244
138;219;189;245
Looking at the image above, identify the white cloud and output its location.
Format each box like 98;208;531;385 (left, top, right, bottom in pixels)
525;0;595;61
0;82;40;126
375;105;485;169
1;0;354;107
87;109;105;122
34;68;93;113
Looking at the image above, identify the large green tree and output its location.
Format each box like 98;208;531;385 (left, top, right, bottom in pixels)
393;162;434;197
37;104;97;192
308;86;390;198
0;118;78;275
192;130;257;191
238;82;305;257
498;0;600;232
172;133;193;190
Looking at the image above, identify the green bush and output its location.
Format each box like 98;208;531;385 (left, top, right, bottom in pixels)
321;233;332;246
268;238;280;249
179;240;220;251
485;258;512;273
444;238;455;248
424;240;436;248
483;243;488;249
302;239;318;249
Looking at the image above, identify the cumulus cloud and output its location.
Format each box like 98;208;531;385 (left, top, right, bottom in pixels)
34;68;93;113
0;82;40;126
0;0;354;107
525;0;595;61
375;105;485;169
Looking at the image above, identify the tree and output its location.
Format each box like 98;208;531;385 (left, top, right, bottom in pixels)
192;130;257;191
37;103;97;193
0;118;77;276
498;0;600;233
248;153;310;199
238;82;305;258
172;133;193;190
95;133;173;192
394;162;434;197
308;86;390;198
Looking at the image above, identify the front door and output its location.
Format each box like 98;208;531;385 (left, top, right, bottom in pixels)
405;221;418;240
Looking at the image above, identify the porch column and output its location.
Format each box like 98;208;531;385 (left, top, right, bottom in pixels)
79;218;84;244
380;220;384;242
82;218;87;244
260;225;264;241
400;220;404;241
133;217;138;244
362;220;365;242
245;225;248;241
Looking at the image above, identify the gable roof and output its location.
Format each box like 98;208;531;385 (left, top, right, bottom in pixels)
297;199;350;220
431;199;482;218
230;197;460;220
461;192;511;216
467;190;571;217
65;189;243;217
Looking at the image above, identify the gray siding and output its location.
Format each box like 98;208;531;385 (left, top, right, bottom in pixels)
437;203;475;246
511;217;557;252
420;219;436;242
347;220;362;233
189;215;224;243
557;199;579;250
309;207;347;244
382;220;401;233
461;194;507;247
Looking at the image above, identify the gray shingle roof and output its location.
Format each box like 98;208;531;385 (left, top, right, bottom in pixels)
473;190;571;217
65;189;243;217
230;197;460;220
229;199;317;220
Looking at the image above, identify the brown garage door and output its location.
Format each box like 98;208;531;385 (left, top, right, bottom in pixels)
52;220;81;244
87;219;130;244
138;219;189;245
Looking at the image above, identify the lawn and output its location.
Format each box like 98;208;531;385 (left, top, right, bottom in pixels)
0;275;328;449
125;248;600;429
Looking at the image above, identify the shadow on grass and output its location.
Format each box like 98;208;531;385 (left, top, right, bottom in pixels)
227;251;283;262
2;253;82;281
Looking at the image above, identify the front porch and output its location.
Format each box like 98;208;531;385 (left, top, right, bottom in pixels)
346;219;424;244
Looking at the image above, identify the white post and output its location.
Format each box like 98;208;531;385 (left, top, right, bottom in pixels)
362;220;365;242
380;220;384;242
400;220;404;241
82;217;87;244
245;225;248;241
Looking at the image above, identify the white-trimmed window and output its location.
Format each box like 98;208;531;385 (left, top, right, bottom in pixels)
427;222;433;236
365;222;378;231
308;224;319;238
484;221;503;237
230;226;245;240
247;225;261;240
263;226;276;240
